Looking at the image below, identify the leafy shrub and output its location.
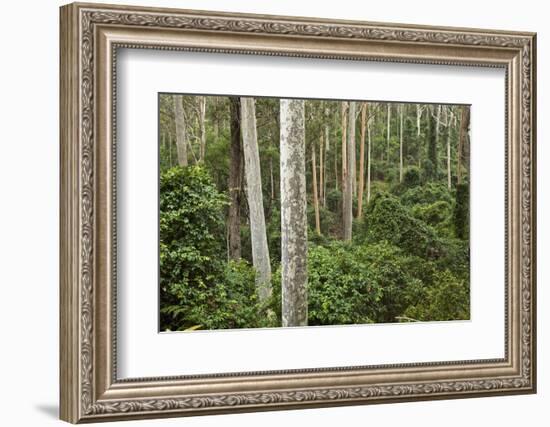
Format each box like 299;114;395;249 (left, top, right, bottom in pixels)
403;270;470;321
159;166;264;331
362;192;443;259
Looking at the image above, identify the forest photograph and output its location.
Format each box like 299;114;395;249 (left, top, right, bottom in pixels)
158;94;471;332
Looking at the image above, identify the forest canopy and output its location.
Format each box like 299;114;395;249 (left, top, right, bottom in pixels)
159;94;471;332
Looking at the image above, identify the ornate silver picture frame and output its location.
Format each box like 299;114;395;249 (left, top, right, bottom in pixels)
60;2;536;423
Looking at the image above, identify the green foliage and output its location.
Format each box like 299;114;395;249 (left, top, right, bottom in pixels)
454;182;469;240
160;166;266;331
363;192;443;259
403;270;470;321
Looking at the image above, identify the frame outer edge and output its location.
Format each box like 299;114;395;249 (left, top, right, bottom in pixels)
60;3;81;424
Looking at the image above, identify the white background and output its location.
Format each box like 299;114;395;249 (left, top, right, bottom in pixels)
117;49;505;377
0;0;546;426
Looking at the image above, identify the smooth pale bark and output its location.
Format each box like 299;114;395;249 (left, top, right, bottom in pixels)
386;104;391;162
324;114;330;206
168;133;173;167
198;96;206;161
341;102;348;192
280;99;308;327
228;97;242;260
240;97;272;301
367;111;372;203
416;104;422;138
357;103;367;219
435;105;442;175
311;140;321;235
399;104;404;182
343;101;356;241
457;106;470;185
446;107;453;189
270;157;275;200
173;95;188;166
319;134;324;204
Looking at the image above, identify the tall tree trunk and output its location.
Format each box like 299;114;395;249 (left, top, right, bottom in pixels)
416;104;422;138
173;95;188;166
341;102;348;192
240;97;271;301
357;103;367;219
198;96;206;161
280;99;308;327
446;107;453;189
457;106;470;185
168;133;173;167
270;157;275;200
399;104;404;182
311;141;321;235
324;119;329;206
319;134;324;204
434;105;442;176
386;103;391;163
367;109;372;204
343;101;356;241
228;97;242;260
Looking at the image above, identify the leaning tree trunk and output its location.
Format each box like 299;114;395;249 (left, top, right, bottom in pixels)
280;99;308;327
240;97;272;301
357;103;368;218
399;104;404;182
173;95;188;166
457;106;470;185
228;97;243;260
198;96;206;162
342;101;356;241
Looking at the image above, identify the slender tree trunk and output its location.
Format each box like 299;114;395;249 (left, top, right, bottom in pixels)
319;134;324;204
311;141;321;235
270;157;275;200
457;106;470;185
240;97;271;301
173;95;188;166
324;119;329;207
399;104;404;182
343;102;356;241
198;96;206;161
357;103;367;218
341;102;348;192
367;110;372;204
435;104;442;175
446;108;453;189
168;133;173;167
416;104;422;138
280;99;308;327
228;97;242;260
386;103;391;163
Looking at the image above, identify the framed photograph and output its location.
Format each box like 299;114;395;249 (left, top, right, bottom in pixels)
60;2;537;423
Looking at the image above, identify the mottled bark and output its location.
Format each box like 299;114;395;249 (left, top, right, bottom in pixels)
240;97;272;301
280;99;308;327
357;103;368;218
173;95;188;166
457;106;470;185
342;101;356;241
228;97;242;260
